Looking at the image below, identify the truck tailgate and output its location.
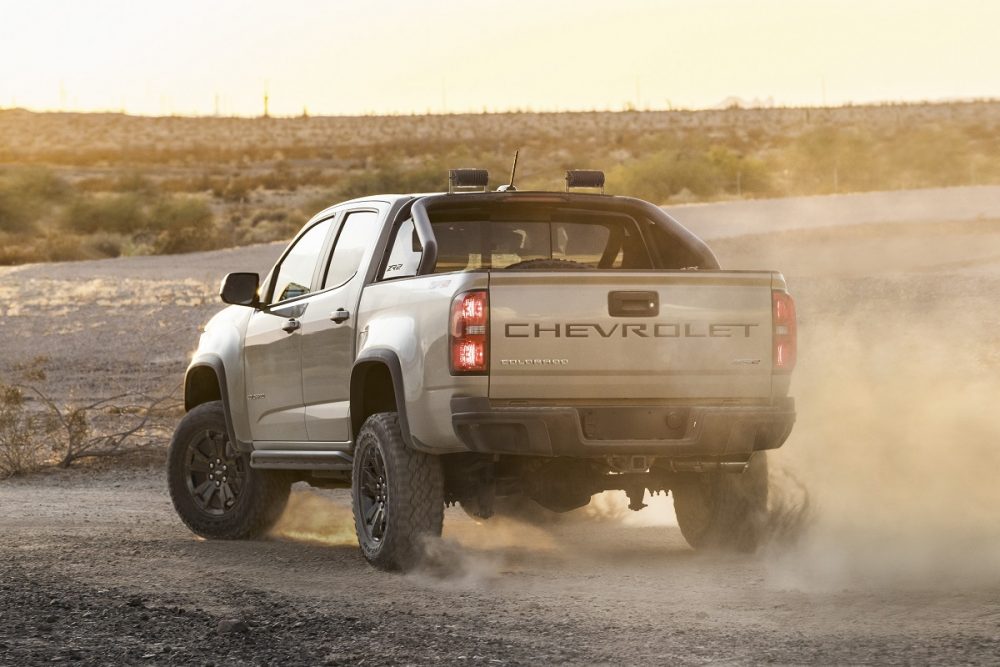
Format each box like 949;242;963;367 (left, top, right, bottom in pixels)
488;272;775;400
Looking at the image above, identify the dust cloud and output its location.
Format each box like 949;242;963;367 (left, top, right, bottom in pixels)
270;486;556;584
765;313;1000;591
269;486;358;547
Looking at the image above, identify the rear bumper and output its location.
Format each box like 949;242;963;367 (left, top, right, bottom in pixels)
450;397;795;458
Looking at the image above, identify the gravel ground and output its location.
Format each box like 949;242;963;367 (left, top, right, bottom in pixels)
2;188;1000;665
3;470;1000;666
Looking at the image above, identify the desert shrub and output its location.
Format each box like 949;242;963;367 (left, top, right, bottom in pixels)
0;187;34;233
8;166;72;203
74;171;156;194
41;233;92;262
148;196;219;254
0;242;44;265
212;176;251;202
84;231;125;258
0;166;69;233
152;226;221;254
782;127;882;194
61;194;146;234
1;357;179;471
611;147;772;203
0;384;52;477
336;164;444;199
883;126;969;189
299;193;339;217
234;208;304;245
146;195;213;231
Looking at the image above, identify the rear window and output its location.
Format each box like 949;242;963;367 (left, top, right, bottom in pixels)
380;215;651;279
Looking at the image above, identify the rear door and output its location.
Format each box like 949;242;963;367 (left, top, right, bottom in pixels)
300;206;386;442
488;271;774;400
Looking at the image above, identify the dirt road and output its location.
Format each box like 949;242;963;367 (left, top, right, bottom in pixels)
4;467;999;665
3;189;1000;664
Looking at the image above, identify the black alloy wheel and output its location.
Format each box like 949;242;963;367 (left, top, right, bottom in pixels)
351;412;444;570
358;441;389;544
167;401;290;540
184;429;247;516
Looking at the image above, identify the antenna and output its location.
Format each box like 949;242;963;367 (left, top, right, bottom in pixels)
497;150;520;192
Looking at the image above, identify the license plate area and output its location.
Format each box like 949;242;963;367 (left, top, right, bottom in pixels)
578;407;690;440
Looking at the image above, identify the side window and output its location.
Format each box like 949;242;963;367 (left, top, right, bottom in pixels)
269;218;333;303
323;210;381;289
380;218;421;280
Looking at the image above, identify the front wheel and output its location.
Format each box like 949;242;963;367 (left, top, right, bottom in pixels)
167;401;290;540
351;413;444;571
671;453;768;552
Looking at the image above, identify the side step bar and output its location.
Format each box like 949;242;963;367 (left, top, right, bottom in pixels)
250;450;353;471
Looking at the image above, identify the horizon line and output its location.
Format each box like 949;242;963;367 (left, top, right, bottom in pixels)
2;96;998;121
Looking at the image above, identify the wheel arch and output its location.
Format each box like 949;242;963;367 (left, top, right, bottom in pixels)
184;357;247;452
350;349;414;448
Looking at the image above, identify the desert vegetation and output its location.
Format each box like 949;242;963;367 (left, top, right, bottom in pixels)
0;357;178;477
0;100;998;264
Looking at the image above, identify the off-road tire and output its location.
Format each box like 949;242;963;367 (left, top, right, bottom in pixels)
351;412;444;571
167;401;290;540
671;453;768;552
505;258;593;270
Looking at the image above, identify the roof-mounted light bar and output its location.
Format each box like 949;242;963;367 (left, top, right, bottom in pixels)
448;168;489;194
565;170;605;193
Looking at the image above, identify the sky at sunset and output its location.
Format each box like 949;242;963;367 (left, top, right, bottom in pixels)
1;0;996;116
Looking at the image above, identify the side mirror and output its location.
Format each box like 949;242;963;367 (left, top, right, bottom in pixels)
220;272;260;307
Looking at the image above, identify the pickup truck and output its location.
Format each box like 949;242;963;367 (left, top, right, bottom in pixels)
167;169;796;570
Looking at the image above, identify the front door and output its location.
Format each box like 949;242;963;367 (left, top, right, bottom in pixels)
244;303;307;441
243;216;336;442
300;208;384;442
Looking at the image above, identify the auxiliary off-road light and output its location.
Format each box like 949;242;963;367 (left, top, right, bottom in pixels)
772;289;797;372
450;290;489;374
448;168;490;193
565;169;605;193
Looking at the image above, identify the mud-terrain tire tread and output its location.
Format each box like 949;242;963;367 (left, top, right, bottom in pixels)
505;258;594;270
167;401;290;540
351;412;444;571
672;453;768;553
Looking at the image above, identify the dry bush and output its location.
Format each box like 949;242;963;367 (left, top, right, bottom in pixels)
0;385;55;477
0;166;71;234
0;359;180;474
26;388;177;468
0;188;35;234
61;193;146;234
147;196;220;254
336;163;444;199
611;146;772;202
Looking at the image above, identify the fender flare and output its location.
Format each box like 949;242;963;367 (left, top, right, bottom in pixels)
350;349;414;448
184;356;251;452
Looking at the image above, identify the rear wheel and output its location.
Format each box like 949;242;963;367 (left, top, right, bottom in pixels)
167;401;290;540
351;413;444;571
671;453;768;552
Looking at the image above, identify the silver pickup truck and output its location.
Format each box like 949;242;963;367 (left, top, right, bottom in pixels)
167;169;796;570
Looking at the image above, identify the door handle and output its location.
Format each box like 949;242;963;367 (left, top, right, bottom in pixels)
330;308;351;324
608;291;659;317
281;318;300;334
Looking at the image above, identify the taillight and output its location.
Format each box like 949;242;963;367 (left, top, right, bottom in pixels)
772;290;797;373
450;290;488;374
